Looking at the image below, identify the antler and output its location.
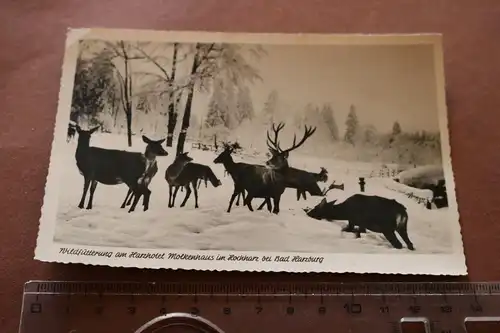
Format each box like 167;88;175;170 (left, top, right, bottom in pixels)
266;122;285;152
281;125;316;153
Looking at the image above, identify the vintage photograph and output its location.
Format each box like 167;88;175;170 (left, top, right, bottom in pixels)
35;29;467;274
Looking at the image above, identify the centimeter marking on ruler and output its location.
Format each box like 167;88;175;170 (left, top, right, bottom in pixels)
24;280;500;296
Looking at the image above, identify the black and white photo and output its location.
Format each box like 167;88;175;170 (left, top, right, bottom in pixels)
35;29;467;275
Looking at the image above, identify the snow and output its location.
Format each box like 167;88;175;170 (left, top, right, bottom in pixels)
53;133;454;254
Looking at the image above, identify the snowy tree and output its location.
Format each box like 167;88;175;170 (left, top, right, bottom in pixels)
362;124;378;144
134;42;188;147
71;46;116;128
262;90;278;123
344;105;359;145
392;121;402;137
321;103;339;141
175;43;265;155
235;85;254;124
204;78;227;129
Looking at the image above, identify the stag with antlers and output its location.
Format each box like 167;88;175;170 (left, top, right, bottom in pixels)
242;122;317;213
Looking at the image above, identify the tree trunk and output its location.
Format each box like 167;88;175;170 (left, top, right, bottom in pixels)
175;85;194;155
166;43;179;147
126;109;132;147
166;93;177;147
175;45;200;156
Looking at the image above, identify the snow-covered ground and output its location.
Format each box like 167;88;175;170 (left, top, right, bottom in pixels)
52;133;454;254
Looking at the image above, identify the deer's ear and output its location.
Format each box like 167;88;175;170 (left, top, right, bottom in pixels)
331;200;337;205
90;126;100;134
75;124;82;133
319;198;327;206
142;135;152;144
157;138;166;144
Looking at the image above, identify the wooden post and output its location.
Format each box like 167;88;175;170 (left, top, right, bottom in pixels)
358;177;366;192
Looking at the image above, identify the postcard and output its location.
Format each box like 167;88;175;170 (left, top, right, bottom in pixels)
34;28;467;275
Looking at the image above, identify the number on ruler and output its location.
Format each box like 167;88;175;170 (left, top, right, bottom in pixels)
379;306;389;314
255;306;263;314
318;306;326;315
30;303;42;314
440;305;453;313
409;305;421;314
286;306;295;315
190;306;200;316
344;303;362;314
160;307;168;315
127;306;136;315
223;307;231;315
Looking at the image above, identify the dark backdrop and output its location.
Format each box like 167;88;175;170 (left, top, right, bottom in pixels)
1;1;499;331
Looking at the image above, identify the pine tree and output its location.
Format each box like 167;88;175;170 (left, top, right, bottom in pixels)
235;85;254;124
262;90;278;123
344;105;359;145
392;121;402;137
321;103;339;141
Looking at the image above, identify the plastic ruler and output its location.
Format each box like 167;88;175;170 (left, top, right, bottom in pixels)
19;281;500;332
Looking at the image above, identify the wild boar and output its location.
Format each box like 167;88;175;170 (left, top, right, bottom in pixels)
305;194;414;250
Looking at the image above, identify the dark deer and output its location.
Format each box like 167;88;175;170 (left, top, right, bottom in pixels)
252;123;323;210
245;122;317;213
304;194;414;250
295;167;329;201
165;152;193;207
168;161;222;208
213;144;273;213
74;125;168;212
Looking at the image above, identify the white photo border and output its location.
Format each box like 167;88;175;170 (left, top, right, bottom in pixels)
34;28;467;275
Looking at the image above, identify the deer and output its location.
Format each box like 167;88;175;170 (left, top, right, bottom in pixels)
74;125;168;213
244;122;317;214
248;123;317;212
165;152;193;208
167;160;222;208
295;167;329;201
213;143;273;213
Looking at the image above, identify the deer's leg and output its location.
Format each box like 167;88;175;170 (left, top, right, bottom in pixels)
257;200;267;211
128;189;142;213
382;230;403;249
172;186;180;207
272;195;281;214
168;185;173;207
191;181;199;208
302;191;307;200
142;188;151;211
121;189;132;208
180;185;191;207
78;177;91;209
296;190;301;201
86;180;98;210
227;189;240;213
266;198;272;212
127;190;135;206
244;194;254;212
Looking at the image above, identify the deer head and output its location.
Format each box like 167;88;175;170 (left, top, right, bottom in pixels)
175;152;193;165
142;135;168;157
265;122;316;170
75;125;100;145
213;144;234;164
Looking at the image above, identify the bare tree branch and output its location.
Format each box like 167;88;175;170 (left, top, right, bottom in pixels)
132;45;172;81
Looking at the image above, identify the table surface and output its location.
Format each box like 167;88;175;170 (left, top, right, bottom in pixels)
1;0;500;332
